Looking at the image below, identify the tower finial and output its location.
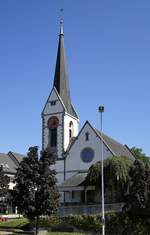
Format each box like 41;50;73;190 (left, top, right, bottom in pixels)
60;8;64;35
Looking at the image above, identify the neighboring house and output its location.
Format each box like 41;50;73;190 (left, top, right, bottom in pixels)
42;21;135;205
0;152;23;189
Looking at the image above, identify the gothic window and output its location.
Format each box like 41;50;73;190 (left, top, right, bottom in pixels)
85;132;89;141
47;116;59;148
69;121;73;139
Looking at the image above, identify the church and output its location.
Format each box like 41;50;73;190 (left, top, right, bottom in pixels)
0;21;135;211
0;20;136;215
42;21;134;206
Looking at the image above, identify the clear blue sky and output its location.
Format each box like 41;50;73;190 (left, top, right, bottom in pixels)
0;0;150;156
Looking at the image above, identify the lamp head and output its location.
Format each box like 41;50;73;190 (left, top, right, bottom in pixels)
98;106;104;113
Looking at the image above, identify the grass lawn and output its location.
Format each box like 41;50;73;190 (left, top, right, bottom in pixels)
0;218;29;229
0;220;86;234
0;219;87;234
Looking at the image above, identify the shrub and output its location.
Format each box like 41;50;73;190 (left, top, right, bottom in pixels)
1;213;150;234
38;216;60;228
63;214;101;232
106;212;150;235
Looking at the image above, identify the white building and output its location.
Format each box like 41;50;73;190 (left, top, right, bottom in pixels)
42;22;134;205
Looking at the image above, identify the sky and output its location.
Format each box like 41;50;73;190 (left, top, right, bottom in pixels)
0;0;150;156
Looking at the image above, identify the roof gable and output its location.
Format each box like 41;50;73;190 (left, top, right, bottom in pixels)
8;152;25;166
66;120;112;154
42;87;65;115
66;121;134;160
0;153;18;174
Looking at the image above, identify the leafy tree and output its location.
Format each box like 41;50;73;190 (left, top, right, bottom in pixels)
131;146;150;163
12;146;59;234
0;166;10;213
85;156;133;202
124;159;150;217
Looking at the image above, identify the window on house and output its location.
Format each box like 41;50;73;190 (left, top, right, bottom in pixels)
50;128;57;147
47;116;59;148
85;132;89;141
81;147;94;163
69;129;72;139
69;121;73;139
50;100;56;106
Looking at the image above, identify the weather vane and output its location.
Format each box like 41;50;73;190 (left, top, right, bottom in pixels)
60;8;64;22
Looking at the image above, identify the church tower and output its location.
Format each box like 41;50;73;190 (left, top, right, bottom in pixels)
42;21;79;159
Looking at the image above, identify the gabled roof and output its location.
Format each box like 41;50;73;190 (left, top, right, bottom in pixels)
0;153;18;174
95;129;135;160
53;21;78;119
66;121;134;160
59;172;87;187
42;86;66;115
8;152;24;166
0;152;25;175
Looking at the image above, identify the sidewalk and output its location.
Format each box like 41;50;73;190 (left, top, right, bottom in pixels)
1;215;22;219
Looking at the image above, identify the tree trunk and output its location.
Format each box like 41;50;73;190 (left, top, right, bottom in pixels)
35;215;39;235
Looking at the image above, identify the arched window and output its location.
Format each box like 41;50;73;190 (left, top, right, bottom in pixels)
47;116;59;148
69;121;73;139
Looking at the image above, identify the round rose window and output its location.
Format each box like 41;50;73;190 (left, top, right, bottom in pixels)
81;148;94;163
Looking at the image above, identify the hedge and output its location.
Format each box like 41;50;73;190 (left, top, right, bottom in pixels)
61;213;150;234
0;213;150;234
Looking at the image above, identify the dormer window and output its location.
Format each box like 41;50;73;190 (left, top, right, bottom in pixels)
50;100;56;106
85;132;89;141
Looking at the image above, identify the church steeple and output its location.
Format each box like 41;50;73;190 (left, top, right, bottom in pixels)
42;21;79;153
53;21;78;118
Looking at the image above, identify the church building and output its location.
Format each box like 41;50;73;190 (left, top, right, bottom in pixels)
42;21;134;205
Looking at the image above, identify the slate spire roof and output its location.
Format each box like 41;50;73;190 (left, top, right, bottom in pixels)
53;21;78;118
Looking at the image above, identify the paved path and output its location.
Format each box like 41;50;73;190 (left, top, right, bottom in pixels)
0;232;13;235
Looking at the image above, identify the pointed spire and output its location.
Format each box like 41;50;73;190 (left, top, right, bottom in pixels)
53;21;78;118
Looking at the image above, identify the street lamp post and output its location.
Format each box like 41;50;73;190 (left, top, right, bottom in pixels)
98;106;105;235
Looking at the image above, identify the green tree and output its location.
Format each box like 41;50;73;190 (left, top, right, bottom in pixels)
12;147;59;234
0;166;10;213
124;159;150;217
86;156;133;202
131;146;150;163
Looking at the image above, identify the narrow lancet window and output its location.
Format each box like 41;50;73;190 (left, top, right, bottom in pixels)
47;116;59;148
50;128;57;147
69;121;73;139
85;132;89;141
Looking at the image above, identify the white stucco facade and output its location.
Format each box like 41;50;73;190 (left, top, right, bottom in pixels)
42;86;79;187
41;23;134;204
63;114;79;151
42;88;65;156
65;122;113;179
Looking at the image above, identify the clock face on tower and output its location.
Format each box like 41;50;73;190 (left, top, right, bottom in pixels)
47;116;59;129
